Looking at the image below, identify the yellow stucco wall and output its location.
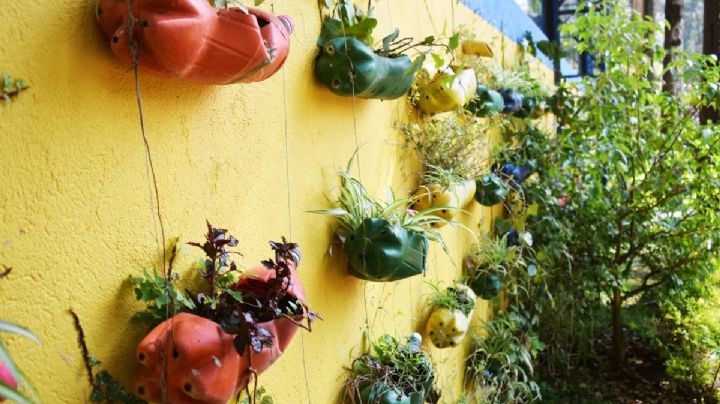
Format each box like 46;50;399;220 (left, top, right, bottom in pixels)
0;1;552;403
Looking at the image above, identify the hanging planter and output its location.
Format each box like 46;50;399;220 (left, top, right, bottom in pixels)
465;85;504;117
312;163;451;282
344;334;438;404
473;162;536;207
314;1;451;100
96;0;294;84
315;35;419;100
425;284;476;349
464;234;519;300
410;175;476;228
474;173;508;207
129;223;318;404
416;68;477;114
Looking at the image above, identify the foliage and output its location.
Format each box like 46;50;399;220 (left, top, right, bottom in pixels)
344;334;438;403
310;159;457;253
317;0;378;47
130;222;318;357
237;385;274;404
466;312;543;403
90;364;147;404
467;234;520;281
401;114;488;181
551;0;720;363
509;1;720;397
426;283;475;317
128;268;195;325
1;73;28;109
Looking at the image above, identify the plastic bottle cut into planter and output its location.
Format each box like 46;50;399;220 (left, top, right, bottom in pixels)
133;261;306;404
470;273;502;300
344;218;429;282
426;284;477;349
315;37;418;100
411;180;476;227
417;69;477;114
466;85;504;117
474;173;508;206
355;334;434;404
96;0;294;84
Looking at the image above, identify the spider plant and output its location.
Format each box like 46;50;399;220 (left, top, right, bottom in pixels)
313;167;452;253
0;320;40;404
465;312;542;403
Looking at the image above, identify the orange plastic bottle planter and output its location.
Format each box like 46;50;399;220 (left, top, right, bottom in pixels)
133;262;306;404
96;0;294;84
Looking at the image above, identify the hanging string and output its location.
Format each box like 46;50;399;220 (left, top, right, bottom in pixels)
123;1;173;402
271;2;311;403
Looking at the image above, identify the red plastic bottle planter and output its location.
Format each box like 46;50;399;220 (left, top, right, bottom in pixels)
133;262;306;404
96;0;294;84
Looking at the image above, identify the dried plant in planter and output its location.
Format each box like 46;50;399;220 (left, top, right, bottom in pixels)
130;222;318;404
402;116;488;227
424;283;477;349
312;161;453;282
344;333;439;404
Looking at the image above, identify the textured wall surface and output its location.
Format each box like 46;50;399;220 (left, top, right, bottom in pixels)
0;1;551;402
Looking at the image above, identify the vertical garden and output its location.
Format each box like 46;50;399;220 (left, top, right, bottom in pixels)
1;0;719;403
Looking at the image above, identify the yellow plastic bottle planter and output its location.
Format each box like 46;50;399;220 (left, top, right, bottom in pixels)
461;40;494;58
417;69;477;114
410;180;476;227
425;284;477;349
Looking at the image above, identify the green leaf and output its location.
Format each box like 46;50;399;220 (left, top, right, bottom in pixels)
448;33;460;50
0;382;33;404
0;321;40;345
381;28;400;54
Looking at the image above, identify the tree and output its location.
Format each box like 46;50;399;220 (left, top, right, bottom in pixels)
663;0;684;93
702;0;720;122
538;0;720;367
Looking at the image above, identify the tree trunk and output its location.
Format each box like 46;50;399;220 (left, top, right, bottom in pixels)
611;286;625;367
663;0;684;94
643;0;655;19
702;0;720;123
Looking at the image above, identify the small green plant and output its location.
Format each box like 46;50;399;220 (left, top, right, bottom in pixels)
427;282;475;317
466;312;543;403
128;268;195;326
344;333;438;404
237;385;274;404
311;159;455;253
468;234;520;280
70;310;145;403
1;73;28;109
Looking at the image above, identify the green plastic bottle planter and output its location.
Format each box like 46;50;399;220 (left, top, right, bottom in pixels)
358;382;430;404
474;173;508;206
344;218;429;282
469;273;502;300
315;37;418;100
466;85;504;117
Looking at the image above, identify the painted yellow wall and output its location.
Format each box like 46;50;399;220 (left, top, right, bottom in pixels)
0;1;552;403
